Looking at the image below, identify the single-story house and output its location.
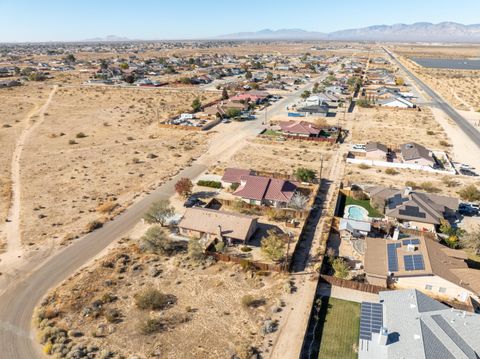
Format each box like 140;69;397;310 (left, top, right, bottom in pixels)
278;120;321;138
233;175;297;208
400;142;435;167
178;207;258;245
358;289;480;359
365;142;388;161
364;235;480;303
365;186;458;231
378;96;416;108
296;104;329;117
221;168;253;186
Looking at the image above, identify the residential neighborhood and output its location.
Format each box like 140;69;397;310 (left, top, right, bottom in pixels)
1;3;480;359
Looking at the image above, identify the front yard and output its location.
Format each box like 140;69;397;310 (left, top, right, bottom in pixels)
316;297;360;359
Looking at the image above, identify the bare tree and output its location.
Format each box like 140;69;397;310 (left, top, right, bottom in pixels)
288;192;309;210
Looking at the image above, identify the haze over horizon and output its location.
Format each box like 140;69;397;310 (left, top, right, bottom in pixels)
1;0;480;42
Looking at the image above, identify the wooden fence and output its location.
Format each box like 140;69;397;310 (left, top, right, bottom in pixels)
206;251;285;272
320;274;388;294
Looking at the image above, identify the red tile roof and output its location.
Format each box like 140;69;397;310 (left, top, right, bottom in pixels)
221;168;253;184
233;175;297;203
279;120;320;136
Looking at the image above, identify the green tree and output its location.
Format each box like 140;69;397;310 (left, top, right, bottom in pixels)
226;108;241;119
143;200;174;227
300;90;311;100
64;54;76;63
312;82;320;93
294;167;316;183
100;59;109;70
356;99;372;108
266;72;274;81
245;71;252;80
332;258;349;279
119;62;129;70
191;97;202;112
261;230;286;261
140;226;173;255
222;87;229;100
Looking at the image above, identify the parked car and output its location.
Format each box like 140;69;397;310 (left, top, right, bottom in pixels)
183;197;206;208
458;203;479;216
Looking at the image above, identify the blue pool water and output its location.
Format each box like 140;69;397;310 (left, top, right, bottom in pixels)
346;205;368;221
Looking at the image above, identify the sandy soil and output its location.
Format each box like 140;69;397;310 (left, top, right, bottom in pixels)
215;137;334;176
393;45;480;59
0;84;52;249
17;86;218;249
350;107;450;149
36;241;286;359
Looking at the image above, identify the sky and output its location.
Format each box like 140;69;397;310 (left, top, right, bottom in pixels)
1;0;480;42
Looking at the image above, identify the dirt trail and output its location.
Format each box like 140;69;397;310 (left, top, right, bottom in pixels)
2;85;58;259
269;145;346;359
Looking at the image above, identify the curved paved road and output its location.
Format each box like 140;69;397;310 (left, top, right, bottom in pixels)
0;75;326;358
385;48;480;147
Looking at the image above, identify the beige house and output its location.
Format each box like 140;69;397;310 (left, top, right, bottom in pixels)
365;142;388;161
364;236;480;304
178;208;257;245
400;142;435;167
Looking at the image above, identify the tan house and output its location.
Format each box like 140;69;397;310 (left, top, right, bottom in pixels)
400;142;435;167
364;235;480;303
365;142;388;161
178;208;257;245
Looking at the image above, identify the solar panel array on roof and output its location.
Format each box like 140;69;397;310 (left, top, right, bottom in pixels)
399;205;427;219
402;239;420;245
387;243;400;272
359;302;383;341
404;254;425;271
431;315;478;359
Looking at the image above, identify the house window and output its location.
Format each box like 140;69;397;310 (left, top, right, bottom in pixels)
425;284;433;291
439;287;447;294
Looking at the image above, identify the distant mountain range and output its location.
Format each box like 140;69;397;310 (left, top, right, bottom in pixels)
83;35;131;42
218;22;480;42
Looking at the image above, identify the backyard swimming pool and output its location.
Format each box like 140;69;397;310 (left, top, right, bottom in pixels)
344;205;369;222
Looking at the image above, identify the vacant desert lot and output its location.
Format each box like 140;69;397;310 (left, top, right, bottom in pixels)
18;86;218;248
214;136;335;176
345;163;480;198
394;45;480;59
0;84;51;242
350;107;450;149
36;242;286;358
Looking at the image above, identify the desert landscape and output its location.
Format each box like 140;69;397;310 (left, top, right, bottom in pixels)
15;86;218;250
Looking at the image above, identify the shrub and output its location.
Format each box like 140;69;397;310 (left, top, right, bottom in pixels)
43;342;53;355
138;317;165;335
442;177;458;188
358;163;370;170
385;168;399;175
230;182;240;191
439;140;451;147
76;132;87;138
104;308;121;323
332;258;349;279
197;180;222;189
86;220;103;232
240;246;252;252
458;184;480;202
68;139;77;145
405;181;418;189
351;189;369;201
294;167;316;183
140;226;173;255
188;239;205;261
356;99;372;108
96;201;118;214
214;241;225;252
419;181;440;193
261;230;286;261
241;295;256;308
135;289;175;310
